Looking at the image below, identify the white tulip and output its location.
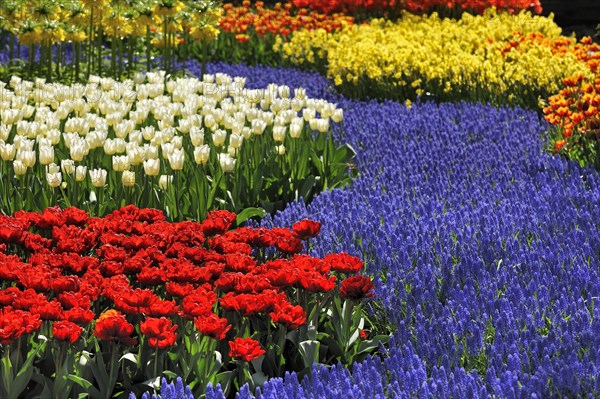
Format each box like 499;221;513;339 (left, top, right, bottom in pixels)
61;159;75;175
276;145;286;155
47;129;61;145
46;171;62;188
273;126;286;142
114;120;134;138
291;98;305;112
141;126;156;141
0;143;16;161
161;142;175;159
70;141;88;161
39;146;54;165
289;123;302;139
129;130;143;145
89;168;107;187
86;132;104;149
13;160;27;176
204;114;216;129
75;165;87;182
294;87;306;100
144;144;159;160
102;139;114;155
112;155;130;172
168;149;184;171
133;72;146;85
143;158;160;176
46;163;60;174
212;129;227;147
114;138;126;154
122;170;136;187
158;174;173;190
128;146;145;166
190;126;205;146
316;118;330;133
229;134;243;149
251;119;266;135
177;118;192;134
332;108;344;123
0;124;9;141
18;150;36;168
303;108;316;122
218;153;236;173
172;136;183;149
194;145;210;165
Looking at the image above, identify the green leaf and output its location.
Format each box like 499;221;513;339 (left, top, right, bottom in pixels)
298;340;320;370
82;350;108;393
67;375;103;399
120;353;138;367
9;340;47;399
357;335;390;356
162;370;178;380
235;207;266;225
251;372;268;388
215;370;234;398
333;143;356;164
299;175;316;202
1;353;12;398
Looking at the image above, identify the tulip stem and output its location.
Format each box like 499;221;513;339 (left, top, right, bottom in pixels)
153;348;158;379
106;343;118;399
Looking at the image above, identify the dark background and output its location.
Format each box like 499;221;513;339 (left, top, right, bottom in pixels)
542;0;600;38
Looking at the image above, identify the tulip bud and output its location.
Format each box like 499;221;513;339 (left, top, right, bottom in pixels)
276;145;286;155
303;108;316;122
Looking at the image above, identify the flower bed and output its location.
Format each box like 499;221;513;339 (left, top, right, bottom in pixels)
214;1;354;65
292;0;542;17
0;204;385;398
274;10;590;107
0;71;354;218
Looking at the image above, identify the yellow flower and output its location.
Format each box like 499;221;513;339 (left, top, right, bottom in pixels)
275;10;591;105
18;29;43;46
81;0;111;10
189;25;220;42
153;1;185;18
